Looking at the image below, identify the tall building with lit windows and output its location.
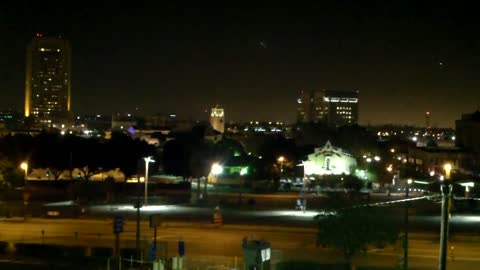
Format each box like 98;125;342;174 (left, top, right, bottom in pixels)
210;105;225;133
323;90;359;126
296;90;359;126
297;90;327;123
25;34;72;126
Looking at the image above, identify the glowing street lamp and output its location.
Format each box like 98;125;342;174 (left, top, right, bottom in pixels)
211;163;223;175
143;156;155;206
277;156;285;172
443;163;452;180
20;162;28;183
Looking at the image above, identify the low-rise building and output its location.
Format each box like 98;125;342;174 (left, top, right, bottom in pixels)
304;141;357;176
456;110;480;153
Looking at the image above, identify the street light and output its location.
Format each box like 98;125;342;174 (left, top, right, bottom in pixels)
211;163;223;175
20;162;28;183
20;162;29;220
143;156;155;206
403;178;413;270
444;163;452;180
277;156;285;172
438;163;452;270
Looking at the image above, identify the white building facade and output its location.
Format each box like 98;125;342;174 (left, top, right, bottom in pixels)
304;141;357;176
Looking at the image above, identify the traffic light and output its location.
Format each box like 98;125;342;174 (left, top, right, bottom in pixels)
178;240;185;256
113;216;124;234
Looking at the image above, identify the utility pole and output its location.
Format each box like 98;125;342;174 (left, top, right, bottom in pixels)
136;196;140;259
438;163;452;270
135;159;142;260
404;179;412;270
438;183;452;270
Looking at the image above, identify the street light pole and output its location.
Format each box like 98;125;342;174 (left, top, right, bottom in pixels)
143;156;155;206
135;159;142;260
404;178;412;270
277;156;285;174
438;163;452;270
145;161;149;206
136;185;141;259
20;162;29;220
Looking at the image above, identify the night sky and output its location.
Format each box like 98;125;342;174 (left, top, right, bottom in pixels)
1;3;479;127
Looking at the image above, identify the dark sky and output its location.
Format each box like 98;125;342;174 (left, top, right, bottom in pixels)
1;3;479;127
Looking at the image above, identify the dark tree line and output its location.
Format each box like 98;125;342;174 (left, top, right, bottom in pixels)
0;131;157;187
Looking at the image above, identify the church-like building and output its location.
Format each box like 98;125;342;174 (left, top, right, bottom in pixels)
303;141;357;176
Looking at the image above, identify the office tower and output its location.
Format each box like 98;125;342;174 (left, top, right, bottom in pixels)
297;90;328;123
323;90;359;126
25;33;72;126
297;90;359;126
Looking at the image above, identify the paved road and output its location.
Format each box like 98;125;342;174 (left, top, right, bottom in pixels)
1;218;480;269
87;201;480;234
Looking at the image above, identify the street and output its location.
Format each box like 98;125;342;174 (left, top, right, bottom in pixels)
1;217;480;269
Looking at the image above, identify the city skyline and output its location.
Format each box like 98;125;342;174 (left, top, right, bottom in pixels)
1;4;480;127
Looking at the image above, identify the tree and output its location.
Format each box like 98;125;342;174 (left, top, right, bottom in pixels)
244;134;298;185
162;129;214;200
31;132;70;180
0;158;23;189
105;132;156;181
68;136;105;181
336;125;379;158
342;175;364;192
162;136;193;180
316;207;400;268
162;129;213;180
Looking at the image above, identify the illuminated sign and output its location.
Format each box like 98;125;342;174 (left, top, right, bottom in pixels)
324;97;358;103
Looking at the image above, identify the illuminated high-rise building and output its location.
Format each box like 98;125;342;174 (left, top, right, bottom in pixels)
297;90;327;123
296;90;359;126
323;90;359;126
25;34;72;126
210;105;225;133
